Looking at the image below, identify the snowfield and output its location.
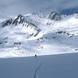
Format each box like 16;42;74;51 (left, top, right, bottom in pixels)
0;53;78;78
0;13;78;58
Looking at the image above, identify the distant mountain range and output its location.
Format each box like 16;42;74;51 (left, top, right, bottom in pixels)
0;11;78;58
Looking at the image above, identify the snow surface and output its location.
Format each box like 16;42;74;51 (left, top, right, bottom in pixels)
0;13;78;58
0;53;78;78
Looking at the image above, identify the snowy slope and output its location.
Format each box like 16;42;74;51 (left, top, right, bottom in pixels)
0;53;78;78
0;12;78;58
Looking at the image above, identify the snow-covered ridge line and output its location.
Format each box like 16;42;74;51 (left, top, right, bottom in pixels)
0;14;41;37
0;12;78;58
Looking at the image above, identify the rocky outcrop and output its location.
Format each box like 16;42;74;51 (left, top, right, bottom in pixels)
12;14;25;25
1;14;41;37
2;18;13;27
48;11;61;21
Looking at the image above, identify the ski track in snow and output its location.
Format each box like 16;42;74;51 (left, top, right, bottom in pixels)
0;13;78;58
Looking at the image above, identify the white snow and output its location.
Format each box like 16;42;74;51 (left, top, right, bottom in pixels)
0;53;78;78
0;14;78;58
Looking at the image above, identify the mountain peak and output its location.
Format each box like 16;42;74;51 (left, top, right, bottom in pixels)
48;11;61;20
12;14;25;25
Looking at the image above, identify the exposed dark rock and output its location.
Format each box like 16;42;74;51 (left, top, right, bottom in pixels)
1;14;41;37
0;42;2;44
48;11;61;20
12;14;25;25
34;29;41;37
56;31;74;37
2;18;13;27
56;31;66;34
1;14;25;27
14;42;21;45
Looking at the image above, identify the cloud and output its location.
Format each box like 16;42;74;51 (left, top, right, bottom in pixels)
0;0;78;17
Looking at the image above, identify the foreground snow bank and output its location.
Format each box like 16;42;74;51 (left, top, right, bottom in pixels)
0;53;78;78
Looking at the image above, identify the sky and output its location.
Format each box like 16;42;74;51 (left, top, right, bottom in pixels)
0;0;78;17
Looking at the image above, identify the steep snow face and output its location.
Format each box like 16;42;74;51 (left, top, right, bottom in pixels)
0;13;78;58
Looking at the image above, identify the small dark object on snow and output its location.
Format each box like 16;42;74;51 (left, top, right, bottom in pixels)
35;54;37;58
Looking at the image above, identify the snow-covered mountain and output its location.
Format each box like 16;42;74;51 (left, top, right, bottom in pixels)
0;12;78;58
